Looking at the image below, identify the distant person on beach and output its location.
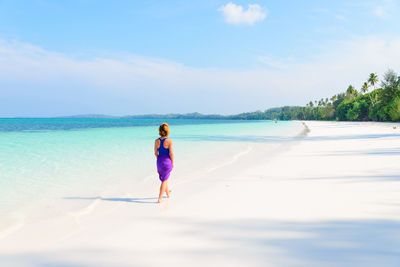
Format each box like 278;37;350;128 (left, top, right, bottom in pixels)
154;123;174;203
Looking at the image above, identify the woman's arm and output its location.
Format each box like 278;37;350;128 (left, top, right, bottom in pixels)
154;139;159;158
169;140;174;166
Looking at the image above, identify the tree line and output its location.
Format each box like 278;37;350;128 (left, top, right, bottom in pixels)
234;69;400;122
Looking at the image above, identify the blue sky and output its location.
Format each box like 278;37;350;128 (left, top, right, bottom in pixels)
1;0;400;116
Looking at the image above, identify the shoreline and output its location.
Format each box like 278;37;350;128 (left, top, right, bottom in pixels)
1;121;400;266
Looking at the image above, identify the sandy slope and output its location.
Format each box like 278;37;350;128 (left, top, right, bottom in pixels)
1;121;400;267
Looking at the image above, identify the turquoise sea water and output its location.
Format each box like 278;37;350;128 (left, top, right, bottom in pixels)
0;118;302;232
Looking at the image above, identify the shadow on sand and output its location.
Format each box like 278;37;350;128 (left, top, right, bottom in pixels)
64;196;160;204
178;132;400;144
1;218;400;266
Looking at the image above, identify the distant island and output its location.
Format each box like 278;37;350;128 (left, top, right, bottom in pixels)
58;69;400;122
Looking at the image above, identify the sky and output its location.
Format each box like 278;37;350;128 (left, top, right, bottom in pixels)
1;0;400;117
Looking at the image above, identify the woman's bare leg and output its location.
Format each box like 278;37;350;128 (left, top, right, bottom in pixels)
158;181;167;203
166;183;171;198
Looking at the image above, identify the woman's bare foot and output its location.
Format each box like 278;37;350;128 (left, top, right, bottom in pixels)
166;190;171;198
158;198;163;203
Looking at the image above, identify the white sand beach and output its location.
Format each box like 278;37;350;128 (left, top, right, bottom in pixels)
1;121;400;266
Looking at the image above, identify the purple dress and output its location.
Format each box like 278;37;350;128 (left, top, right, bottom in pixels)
157;138;173;182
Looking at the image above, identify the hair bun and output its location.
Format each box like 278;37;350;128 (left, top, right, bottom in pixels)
159;123;170;137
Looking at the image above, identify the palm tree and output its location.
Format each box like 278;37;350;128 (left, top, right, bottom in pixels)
368;73;378;90
361;82;369;94
368;73;379;105
346;85;356;97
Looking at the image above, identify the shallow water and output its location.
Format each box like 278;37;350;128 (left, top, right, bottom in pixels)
0;118;302;232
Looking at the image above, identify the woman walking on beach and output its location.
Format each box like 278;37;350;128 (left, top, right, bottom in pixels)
154;123;174;203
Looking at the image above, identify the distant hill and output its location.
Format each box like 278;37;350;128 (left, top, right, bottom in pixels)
53;110;285;120
123;112;227;120
54;114;119;119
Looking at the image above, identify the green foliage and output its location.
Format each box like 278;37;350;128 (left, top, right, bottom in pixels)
346;108;359;120
344;98;369;121
381;69;399;88
369;102;388;121
386;95;400;121
336;99;352;121
248;69;399;122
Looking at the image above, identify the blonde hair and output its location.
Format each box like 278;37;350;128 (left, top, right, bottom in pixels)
159;123;170;137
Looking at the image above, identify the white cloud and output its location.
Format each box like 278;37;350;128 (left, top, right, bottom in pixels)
373;0;397;18
218;2;266;25
257;55;292;70
1;36;400;116
374;6;386;17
